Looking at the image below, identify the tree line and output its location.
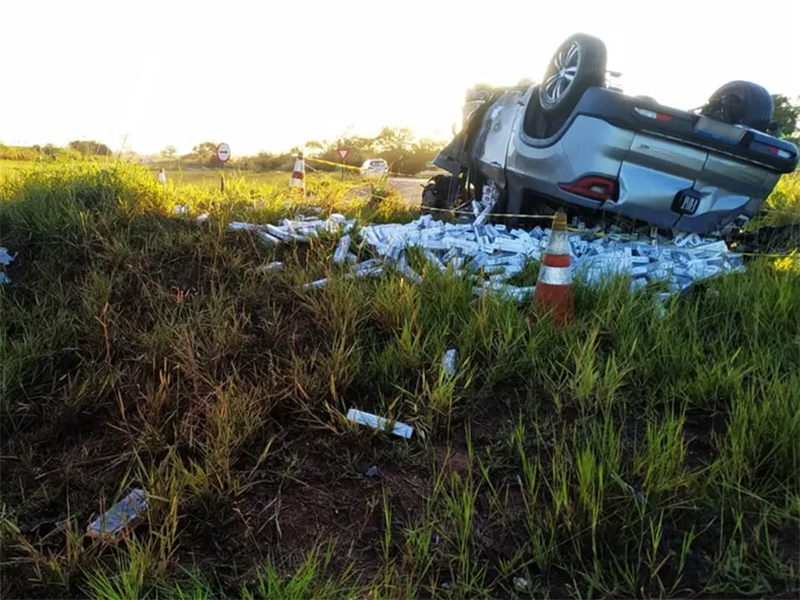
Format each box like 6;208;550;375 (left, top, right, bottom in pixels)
0;140;113;161
178;127;446;175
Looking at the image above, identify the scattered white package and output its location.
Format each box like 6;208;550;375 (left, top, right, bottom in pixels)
333;235;351;263
0;247;17;266
257;262;284;273
86;489;148;543
0;247;16;285
346;408;414;439
442;348;458;376
242;202;742;302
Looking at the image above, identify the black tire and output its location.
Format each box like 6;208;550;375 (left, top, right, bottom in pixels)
421;174;455;211
539;33;607;115
701;81;773;132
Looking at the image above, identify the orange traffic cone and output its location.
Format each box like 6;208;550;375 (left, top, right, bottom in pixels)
533;212;574;327
289;155;305;193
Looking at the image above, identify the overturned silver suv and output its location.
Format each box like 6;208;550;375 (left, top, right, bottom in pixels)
428;33;798;234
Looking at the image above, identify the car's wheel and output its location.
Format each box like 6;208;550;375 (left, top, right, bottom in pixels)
539;33;607;115
421;174;453;211
701;81;773;132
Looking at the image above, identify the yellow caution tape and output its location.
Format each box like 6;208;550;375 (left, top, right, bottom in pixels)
391;198;557;220
305;156;425;178
305;157;364;171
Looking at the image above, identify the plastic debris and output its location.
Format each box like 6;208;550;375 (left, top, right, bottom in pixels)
86;489;148;543
364;465;379;478
228;222;262;231
237;204;743;303
257;232;281;246
358;216;742;301
442;349;458;376
196;213;209;224
172;204;189;215
302;278;328;290
333;235;351;263
0;247;16;285
0;247;16;266
346;408;414;439
257;262;284;273
513;577;530;591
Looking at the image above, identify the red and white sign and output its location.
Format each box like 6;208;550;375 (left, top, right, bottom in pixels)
337;148;350;162
216;143;231;163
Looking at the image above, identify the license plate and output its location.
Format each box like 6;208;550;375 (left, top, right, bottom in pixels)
694;116;746;145
673;190;701;215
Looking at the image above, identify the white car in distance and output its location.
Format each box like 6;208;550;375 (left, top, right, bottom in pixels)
360;158;389;177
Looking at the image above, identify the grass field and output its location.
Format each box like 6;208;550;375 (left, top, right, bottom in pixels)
1;160;295;191
1;161;799;599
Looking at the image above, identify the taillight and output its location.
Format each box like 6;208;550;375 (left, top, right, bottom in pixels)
751;141;795;160
634;107;673;121
766;145;793;159
558;176;617;201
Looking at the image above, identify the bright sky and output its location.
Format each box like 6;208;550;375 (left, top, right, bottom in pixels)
2;0;798;156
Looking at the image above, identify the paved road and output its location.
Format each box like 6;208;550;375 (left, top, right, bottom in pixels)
390;177;426;204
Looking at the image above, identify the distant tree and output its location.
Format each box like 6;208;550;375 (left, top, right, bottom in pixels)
252;151;295;171
373;127;415;153
160;145;177;158
191;141;218;163
305;140;325;154
771;94;799;137
68;140;112;156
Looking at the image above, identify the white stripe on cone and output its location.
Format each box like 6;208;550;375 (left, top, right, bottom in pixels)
544;229;570;255
536;224;572;286
537;265;572;285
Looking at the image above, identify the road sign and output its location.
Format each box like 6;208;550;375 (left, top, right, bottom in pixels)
337;148;350;181
216;143;231;163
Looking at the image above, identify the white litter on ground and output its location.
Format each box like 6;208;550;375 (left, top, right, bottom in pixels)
442;349;458;376
0;247;16;285
358;215;743;297
333;235;351;263
346;408;414;439
228;209;743;299
86;488;148;543
228;214;355;244
256;261;284;273
0;247;15;266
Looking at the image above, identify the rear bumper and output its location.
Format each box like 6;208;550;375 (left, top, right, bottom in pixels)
507;112;782;232
562;88;798;173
